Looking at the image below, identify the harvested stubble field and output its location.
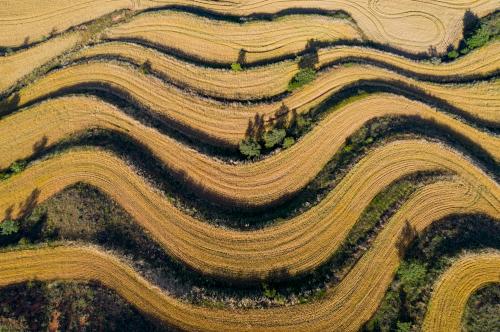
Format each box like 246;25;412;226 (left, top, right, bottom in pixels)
1;95;498;207
422;252;500;332
1;0;497;52
72;41;500;100
104;11;363;63
0;0;499;331
1;140;498;279
3;61;499;147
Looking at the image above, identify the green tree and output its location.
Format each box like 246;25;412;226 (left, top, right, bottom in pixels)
239;139;261;159
288;68;316;91
263;129;286;149
282;137;295;149
0;220;19;236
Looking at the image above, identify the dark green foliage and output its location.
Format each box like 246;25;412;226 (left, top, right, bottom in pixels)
239;138;261;159
447;11;499;60
282;137;295;149
0;160;27;181
0;281;166;332
463;284;500;332
288;68;316;91
364;215;500;331
263;129;286;149
0;220;18;236
139;60;152;75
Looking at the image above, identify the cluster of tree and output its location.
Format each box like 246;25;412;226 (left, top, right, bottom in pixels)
446;11;499;60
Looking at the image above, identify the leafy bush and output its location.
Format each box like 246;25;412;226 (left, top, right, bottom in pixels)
282;137;295;149
396;321;411;332
263;129;286;149
466;26;491;49
0;220;19;236
9;160;26;174
231;63;242;72
287;68;316;91
447;49;459;59
239;139;261;159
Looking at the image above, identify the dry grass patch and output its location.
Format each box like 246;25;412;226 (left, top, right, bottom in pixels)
0;32;82;93
0;0;134;48
0;187;496;331
2;0;496;52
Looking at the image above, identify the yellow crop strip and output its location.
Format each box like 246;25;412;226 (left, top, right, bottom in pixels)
0;140;498;279
1;0;497;53
73;41;500;100
1;94;498;207
4;61;498;147
423;252;500;332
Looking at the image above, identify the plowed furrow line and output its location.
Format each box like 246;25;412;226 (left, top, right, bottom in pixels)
422;252;500;332
1;139;498;279
72;41;500;100
0;208;497;331
2;0;495;53
104;11;362;63
1;95;498;207
4;61;498;148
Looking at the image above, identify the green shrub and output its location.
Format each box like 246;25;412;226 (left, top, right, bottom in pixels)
447;49;459;59
466;26;491;49
288;68;316;91
396;321;411;332
263;129;286;149
239;139;261;159
282;137;295;149
231;63;242;72
0;220;19;236
9;160;26;174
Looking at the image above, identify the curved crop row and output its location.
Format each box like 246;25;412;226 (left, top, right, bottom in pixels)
1;94;498;207
72;41;500;100
0;210;497;331
104;11;362;64
1;0;496;53
422;252;500;332
1;138;498;279
0;32;82;93
3;61;498;147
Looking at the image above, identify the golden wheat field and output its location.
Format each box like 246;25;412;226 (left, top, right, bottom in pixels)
0;0;499;331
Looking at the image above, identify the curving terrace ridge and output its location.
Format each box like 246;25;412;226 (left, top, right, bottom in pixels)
1;2;499;330
1;138;498;279
3;61;499;148
0;211;497;331
72;41;500;100
1;0;497;53
422;252;500;332
104;10;362;63
1;94;498;207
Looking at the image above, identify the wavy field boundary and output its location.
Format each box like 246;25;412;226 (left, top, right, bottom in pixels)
3;61;498;148
0;209;497;331
1;138;498;279
104;11;362;63
422;252;500;332
1;0;496;53
0;32;82;93
72;41;500;100
1;94;498;208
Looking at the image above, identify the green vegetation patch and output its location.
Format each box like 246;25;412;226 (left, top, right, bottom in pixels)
287;68;316;91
